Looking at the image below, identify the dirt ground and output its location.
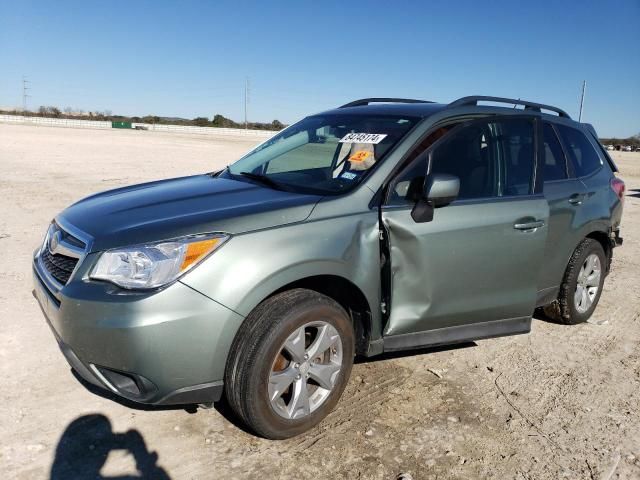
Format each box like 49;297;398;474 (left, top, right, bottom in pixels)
1;123;639;480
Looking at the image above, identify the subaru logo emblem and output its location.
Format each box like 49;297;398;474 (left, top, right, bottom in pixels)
49;230;61;255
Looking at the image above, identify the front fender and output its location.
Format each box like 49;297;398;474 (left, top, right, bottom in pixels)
180;212;382;334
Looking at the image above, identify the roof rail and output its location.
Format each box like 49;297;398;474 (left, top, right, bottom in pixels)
448;96;570;118
340;98;433;108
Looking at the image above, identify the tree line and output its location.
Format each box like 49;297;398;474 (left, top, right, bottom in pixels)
0;106;286;131
599;134;640;148
2;106;636;141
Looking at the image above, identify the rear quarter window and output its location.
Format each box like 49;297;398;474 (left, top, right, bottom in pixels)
556;124;603;177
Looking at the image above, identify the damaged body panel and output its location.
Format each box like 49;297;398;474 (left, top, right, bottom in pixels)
381;197;549;341
182;190;383;337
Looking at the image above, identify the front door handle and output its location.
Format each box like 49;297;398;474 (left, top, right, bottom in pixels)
514;220;545;231
568;193;584;205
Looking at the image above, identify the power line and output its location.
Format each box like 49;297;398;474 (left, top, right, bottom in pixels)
22;76;31;111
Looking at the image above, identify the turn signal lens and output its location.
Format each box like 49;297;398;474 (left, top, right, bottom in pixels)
181;238;223;271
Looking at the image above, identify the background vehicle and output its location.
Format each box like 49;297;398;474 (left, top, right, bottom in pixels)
33;96;624;439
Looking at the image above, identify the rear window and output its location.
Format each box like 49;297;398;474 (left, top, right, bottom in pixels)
556;124;602;177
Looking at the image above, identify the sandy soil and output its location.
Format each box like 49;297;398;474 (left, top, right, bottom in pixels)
1;123;639;480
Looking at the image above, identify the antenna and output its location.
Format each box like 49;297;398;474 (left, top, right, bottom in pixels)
578;80;586;122
22;76;31;112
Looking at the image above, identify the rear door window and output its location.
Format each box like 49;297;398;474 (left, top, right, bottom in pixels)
542;123;568;181
556;124;603;177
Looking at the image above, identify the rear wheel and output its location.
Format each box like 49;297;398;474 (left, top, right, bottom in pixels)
225;289;354;439
544;238;606;324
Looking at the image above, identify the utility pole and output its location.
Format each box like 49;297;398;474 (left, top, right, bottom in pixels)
244;77;250;129
22;76;31;112
578;80;586;122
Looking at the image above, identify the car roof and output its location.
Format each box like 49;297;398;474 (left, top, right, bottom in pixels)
316;102;449;118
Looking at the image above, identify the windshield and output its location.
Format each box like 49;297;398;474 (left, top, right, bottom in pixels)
222;114;418;195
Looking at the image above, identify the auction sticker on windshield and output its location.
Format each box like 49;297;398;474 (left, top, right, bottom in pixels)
349;150;372;162
339;133;387;144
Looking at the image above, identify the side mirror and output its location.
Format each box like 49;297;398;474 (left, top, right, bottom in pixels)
411;173;460;223
424;173;460;207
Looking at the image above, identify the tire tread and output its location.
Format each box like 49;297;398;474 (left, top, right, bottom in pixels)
547;238;605;325
224;288;353;439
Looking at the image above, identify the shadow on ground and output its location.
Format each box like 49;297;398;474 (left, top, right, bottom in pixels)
627;188;640;198
51;414;170;480
71;369;256;435
532;306;565;324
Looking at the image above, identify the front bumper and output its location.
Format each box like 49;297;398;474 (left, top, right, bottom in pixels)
33;260;244;405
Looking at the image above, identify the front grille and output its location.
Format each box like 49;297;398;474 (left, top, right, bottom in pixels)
41;248;78;284
37;222;88;287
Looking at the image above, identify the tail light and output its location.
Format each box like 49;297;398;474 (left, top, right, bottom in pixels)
611;177;625;201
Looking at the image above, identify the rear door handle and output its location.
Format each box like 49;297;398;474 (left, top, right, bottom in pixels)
514;220;545;231
568;193;584;205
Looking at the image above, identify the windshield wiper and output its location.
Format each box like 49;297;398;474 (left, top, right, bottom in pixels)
238;171;284;190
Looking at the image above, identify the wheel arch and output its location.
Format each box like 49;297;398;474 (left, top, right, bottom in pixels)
560;229;611;281
541;227;612;304
270;275;374;356
585;230;612;273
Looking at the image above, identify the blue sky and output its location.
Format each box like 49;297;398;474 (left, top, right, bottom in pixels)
1;0;638;137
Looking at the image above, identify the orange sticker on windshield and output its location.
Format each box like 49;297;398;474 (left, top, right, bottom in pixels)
349;151;371;162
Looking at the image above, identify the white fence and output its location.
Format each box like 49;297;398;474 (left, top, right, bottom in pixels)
0;114;111;129
0;114;278;138
131;122;278;138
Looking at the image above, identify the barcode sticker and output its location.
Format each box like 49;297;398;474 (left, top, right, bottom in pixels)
339;133;387;144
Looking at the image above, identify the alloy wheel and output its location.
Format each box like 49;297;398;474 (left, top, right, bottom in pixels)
268;321;343;420
574;253;601;314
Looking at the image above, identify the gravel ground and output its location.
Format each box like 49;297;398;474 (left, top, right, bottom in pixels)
1;123;639;480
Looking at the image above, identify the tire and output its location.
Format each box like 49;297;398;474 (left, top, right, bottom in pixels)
544;238;606;325
224;288;354;439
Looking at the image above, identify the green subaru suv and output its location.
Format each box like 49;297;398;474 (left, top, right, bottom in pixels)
33;96;624;438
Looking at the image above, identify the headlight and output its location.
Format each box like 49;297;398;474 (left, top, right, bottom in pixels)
90;234;228;289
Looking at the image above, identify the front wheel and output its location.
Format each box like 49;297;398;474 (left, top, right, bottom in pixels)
225;289;354;439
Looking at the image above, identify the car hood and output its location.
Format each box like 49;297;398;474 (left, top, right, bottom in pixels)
58;174;322;252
